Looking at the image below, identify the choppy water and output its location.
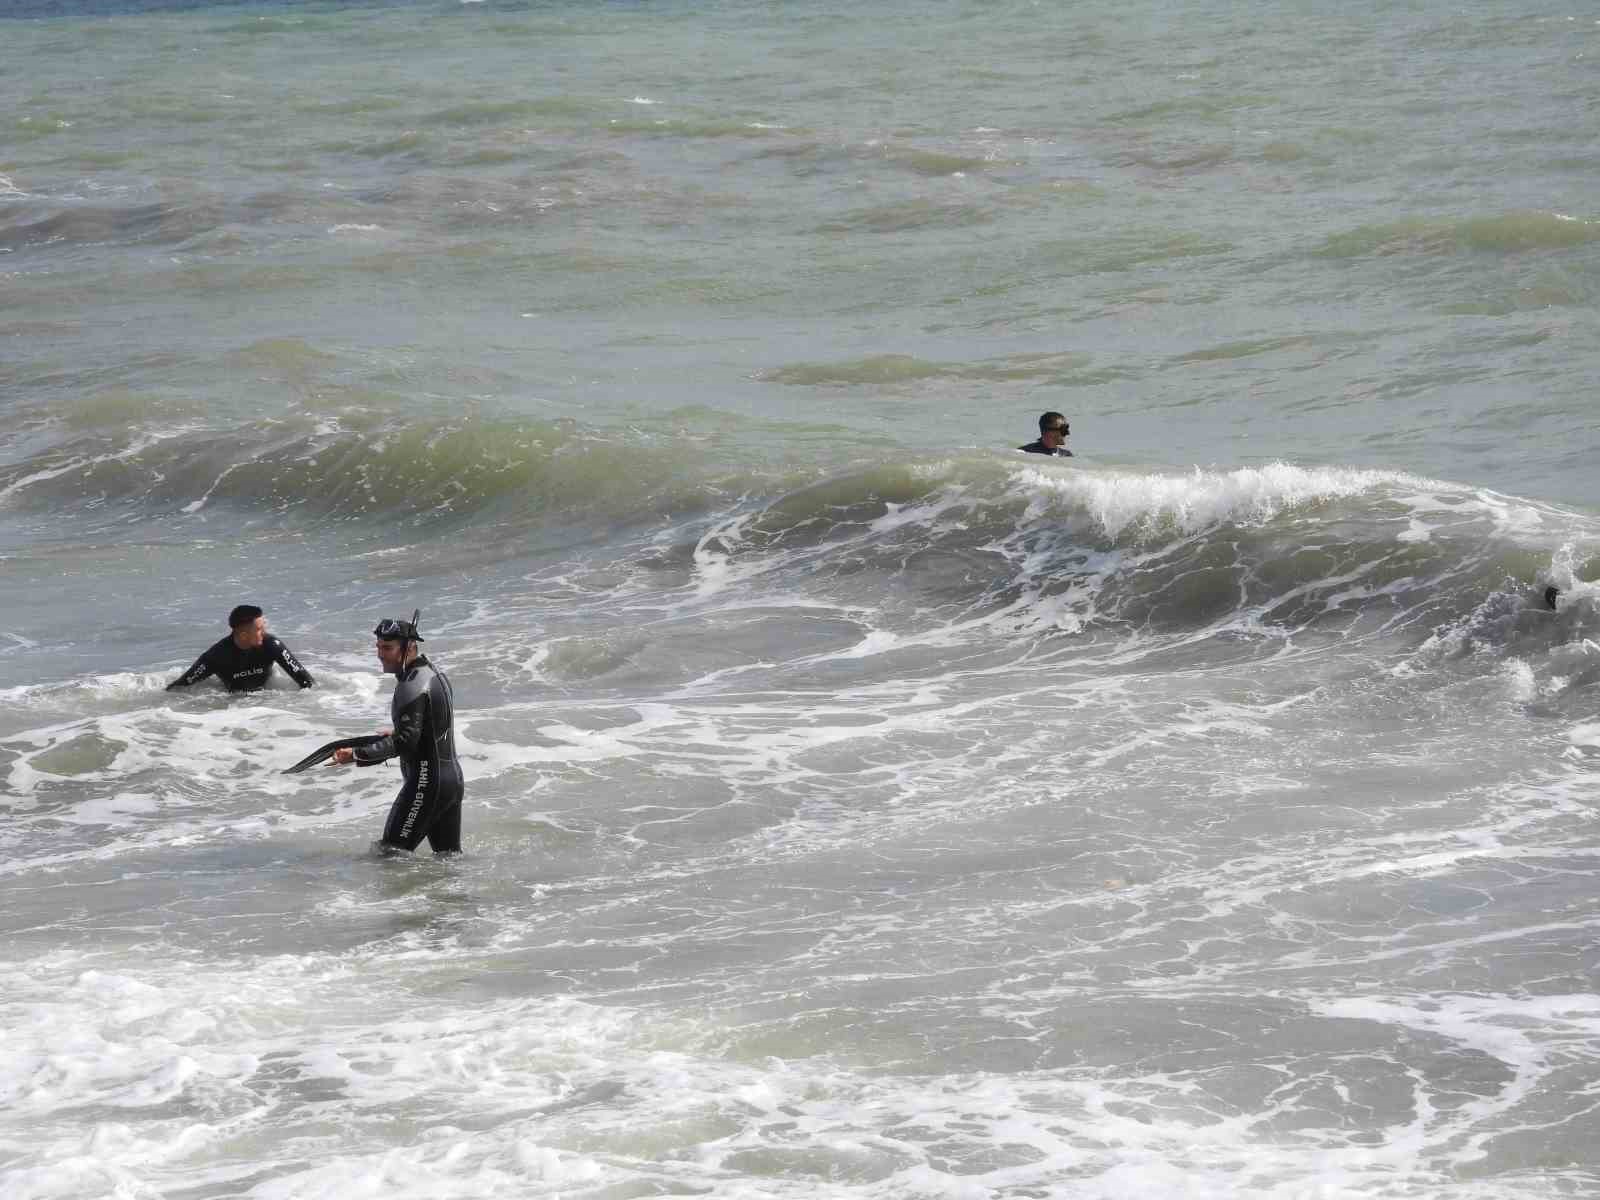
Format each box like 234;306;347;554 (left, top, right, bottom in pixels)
4;1;1600;1197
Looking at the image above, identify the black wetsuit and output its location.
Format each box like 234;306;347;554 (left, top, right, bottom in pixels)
1018;440;1073;457
353;654;464;853
167;634;315;692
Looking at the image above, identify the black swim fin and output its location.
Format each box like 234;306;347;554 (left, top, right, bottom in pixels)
1544;585;1561;611
282;734;387;774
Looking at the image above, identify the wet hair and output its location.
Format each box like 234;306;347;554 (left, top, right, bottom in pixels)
1038;411;1068;434
228;604;264;629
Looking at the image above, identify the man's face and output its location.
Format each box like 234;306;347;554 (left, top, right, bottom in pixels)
1041;423;1068;450
234;616;267;649
375;638;407;672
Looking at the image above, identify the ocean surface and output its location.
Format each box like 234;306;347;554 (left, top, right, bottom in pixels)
4;0;1600;1196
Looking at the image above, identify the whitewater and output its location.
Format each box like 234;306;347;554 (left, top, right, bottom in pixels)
4;1;1600;1197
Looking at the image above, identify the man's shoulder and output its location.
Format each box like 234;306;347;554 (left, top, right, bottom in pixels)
395;660;436;704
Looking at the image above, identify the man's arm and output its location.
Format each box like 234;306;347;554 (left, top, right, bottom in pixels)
351;684;427;766
166;652;215;690
349;729;395;766
269;636;316;689
331;729;391;767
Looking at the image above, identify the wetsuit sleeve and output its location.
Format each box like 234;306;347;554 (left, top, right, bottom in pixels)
166;652;215;690
352;685;428;766
270;636;315;689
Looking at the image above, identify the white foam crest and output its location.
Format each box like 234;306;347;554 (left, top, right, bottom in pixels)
0;456;103;504
1564;721;1600;756
1;952;668;1199
13;942;1546;1200
677;484;1095;656
1311;992;1600;1164
688;483;985;605
0;630;39;658
661;464;1439;667
180;458;249;514
3;675;379;784
0;968;261;1169
0;677;410;876
0;670;170;711
683;543;875;622
1018;461;1434;542
0;426;199;505
1319;992;1600;1052
1390;484;1582;540
0;953;621;1186
833;628;903;659
690;511;753;599
1498;657;1538;702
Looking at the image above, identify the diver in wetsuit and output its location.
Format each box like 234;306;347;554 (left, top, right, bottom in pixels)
1019;411;1073;457
166;605;315;692
329;615;464;855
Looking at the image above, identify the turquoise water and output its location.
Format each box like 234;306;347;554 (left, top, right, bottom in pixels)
4;2;1600;1197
